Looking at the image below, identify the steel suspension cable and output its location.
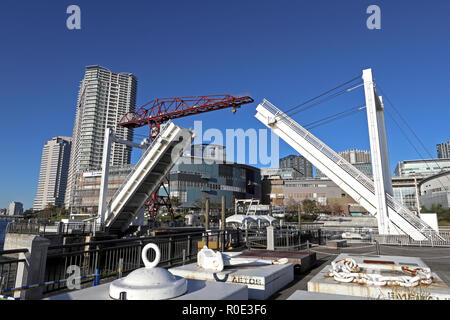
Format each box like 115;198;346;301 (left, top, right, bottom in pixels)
302;104;366;130
384;108;449;194
284;83;364;119
377;83;450;185
282;74;362;116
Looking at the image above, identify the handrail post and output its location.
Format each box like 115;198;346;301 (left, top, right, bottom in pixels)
221;195;226;252
168;237;173;267
187;235;191;262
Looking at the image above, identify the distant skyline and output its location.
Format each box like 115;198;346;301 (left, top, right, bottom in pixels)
1;1;449;209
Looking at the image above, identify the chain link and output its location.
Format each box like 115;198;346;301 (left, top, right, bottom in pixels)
328;258;433;287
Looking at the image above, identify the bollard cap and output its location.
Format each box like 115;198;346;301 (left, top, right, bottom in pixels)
109;243;187;300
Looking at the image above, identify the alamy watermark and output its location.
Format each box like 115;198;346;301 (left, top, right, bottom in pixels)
66;5;81;30
171;120;279;167
66;265;81;290
366;5;381;30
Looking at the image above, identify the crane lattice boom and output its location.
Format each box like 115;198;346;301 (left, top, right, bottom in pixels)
118;95;254;129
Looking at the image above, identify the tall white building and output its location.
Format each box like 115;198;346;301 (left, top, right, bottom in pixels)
65;66;138;209
33;136;72;211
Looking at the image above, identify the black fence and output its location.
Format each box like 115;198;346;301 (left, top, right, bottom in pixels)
1;224;329;298
6;221;100;237
43;229;242;295
0;248;28;296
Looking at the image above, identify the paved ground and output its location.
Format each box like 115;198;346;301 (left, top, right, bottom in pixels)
271;243;450;300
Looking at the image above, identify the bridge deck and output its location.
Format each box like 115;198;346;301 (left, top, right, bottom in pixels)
105;122;194;233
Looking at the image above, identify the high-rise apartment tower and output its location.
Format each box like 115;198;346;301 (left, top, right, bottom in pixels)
33;136;72;211
65;66;137;209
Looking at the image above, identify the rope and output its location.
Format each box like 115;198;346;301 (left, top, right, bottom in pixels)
328;258;433;287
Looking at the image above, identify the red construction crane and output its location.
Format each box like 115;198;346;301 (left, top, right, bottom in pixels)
119;95;254;139
117;94;254;220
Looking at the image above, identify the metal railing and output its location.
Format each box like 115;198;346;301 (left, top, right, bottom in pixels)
245;229;267;249
261;99;375;194
374;231;450;247
43;229;240;295
106;121;172;212
6;221;101;237
0;248;28;296
245;227;302;250
260;99;443;241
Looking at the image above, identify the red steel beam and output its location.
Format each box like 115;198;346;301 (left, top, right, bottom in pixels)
118;95;254;129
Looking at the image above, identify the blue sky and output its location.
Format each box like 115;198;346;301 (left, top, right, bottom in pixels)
0;0;449;209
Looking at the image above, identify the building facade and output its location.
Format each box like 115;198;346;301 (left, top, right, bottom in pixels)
169;155;261;211
33;136;72;211
279;155;313;179
316;149;372;178
70;164;134;215
392;176;424;212
66;65;138;209
419;171;450;210
263;178;366;215
393;159;450;177
8;202;23;216
69;150;261;215
339;149;371;164
260;167;303;180
190;144;226;163
437;141;450;159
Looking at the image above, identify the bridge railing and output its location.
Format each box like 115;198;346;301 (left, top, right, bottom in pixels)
6;221;101;237
262;99;376;192
259;99;442;240
106;121;172;211
374;231;450;247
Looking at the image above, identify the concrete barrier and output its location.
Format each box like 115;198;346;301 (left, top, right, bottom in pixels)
3;233;50;300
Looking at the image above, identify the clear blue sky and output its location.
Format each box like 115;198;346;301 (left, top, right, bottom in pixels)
1;0;449;209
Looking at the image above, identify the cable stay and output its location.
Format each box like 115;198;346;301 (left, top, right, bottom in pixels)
377;83;450;186
273;75;363;124
303;105;366;130
282;75;361;115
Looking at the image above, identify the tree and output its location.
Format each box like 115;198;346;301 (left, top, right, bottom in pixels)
37;204;68;222
331;204;344;216
421;204;450;226
170;196;181;210
301;199;317;214
285;198;299;214
23;209;36;219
